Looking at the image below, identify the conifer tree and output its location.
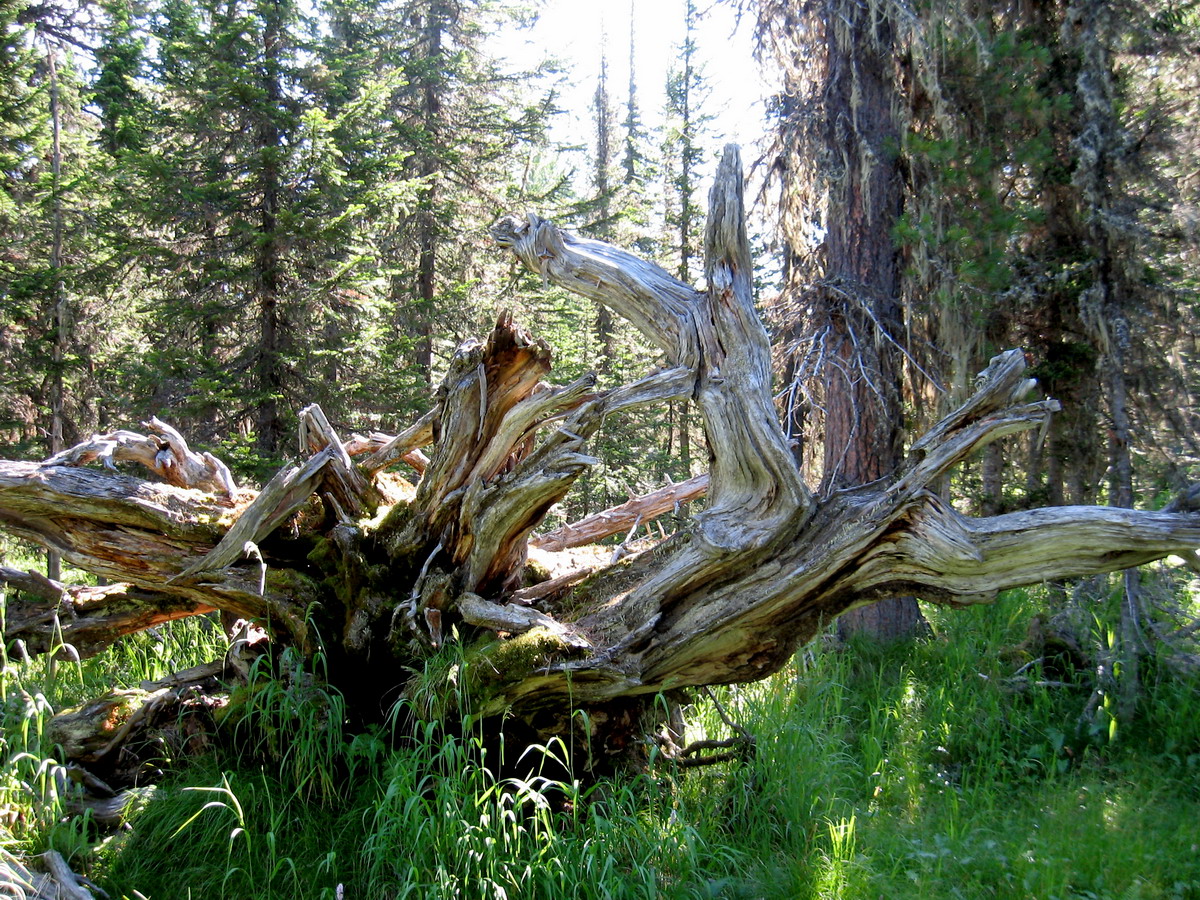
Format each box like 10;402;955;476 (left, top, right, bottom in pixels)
0;14;107;462
618;3;657;258
123;0;422;466
756;0;926;640
0;0;46;454
662;0;709;285
93;0;147;155
382;0;552;399
659;0;718;482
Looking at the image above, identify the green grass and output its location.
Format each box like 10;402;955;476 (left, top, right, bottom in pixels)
4;553;1200;899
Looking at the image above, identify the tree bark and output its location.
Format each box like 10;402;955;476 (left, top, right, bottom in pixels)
4;147;1200;776
820;0;923;642
762;0;924;641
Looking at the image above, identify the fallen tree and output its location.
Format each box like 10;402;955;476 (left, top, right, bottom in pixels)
4;146;1200;781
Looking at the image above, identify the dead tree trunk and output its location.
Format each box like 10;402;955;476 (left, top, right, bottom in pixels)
4;147;1200;777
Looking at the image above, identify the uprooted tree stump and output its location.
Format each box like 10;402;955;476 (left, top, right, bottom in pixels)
5;146;1200;786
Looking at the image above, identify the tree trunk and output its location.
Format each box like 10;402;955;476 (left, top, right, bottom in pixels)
255;0;286;456
46;40;66;583
810;0;922;641
4;148;1200;780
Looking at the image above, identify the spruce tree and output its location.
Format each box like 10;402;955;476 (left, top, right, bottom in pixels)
0;0;46;454
382;0;552;397
662;0;710;285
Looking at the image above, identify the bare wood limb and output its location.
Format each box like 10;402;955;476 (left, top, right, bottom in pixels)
173;450;333;580
345;423;432;476
298;404;382;518
44;418;237;498
890;349;1060;500
40;851;94;900
509;567;595;604
0;565;65;603
139;659;229;691
66;785;157;829
850;499;1200;601
356;409;437;475
0;848;53;900
533;474;709;551
457;592;590;650
0;461;314;649
604;366;694;414
496;147;813;555
490;215;702;362
3;577;215;658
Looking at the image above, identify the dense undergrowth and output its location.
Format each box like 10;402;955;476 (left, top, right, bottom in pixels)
3;544;1199;899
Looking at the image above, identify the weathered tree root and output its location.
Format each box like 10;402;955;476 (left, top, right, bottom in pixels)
0;848;99;900
2;146;1200;780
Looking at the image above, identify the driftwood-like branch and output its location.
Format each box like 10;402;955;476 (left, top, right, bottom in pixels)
2;568;214;658
40;851;95;900
463;146;1200;717
44;417;237;498
533;474;709;552
0;460;312;648
298;404;382;519
493;148;812;552
0;565;64;602
0;849;98;900
457;592;590;649
351;409;436;476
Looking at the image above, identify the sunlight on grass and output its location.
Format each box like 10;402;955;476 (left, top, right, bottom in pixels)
3;573;1200;899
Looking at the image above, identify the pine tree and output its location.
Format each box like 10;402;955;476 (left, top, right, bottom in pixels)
0;0;46;454
0;15;108;460
618;2;657;258
621;5;649;193
120;0;418;468
93;0;147;155
662;0;710;285
119;0;308;462
757;0;1200;653
659;0;719;484
382;0;553;400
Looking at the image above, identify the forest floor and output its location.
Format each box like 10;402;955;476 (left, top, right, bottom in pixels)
3;539;1199;900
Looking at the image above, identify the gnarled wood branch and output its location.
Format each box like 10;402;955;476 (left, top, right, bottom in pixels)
2;567;213;658
532;474;709;552
2;145;1199;775
44;417;237;498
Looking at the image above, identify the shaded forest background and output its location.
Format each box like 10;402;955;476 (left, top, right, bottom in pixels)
3;0;1200;649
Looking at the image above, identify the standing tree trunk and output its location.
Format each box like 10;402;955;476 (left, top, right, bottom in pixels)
254;0;286;457
765;0;925;640
4;148;1200;782
45;39;67;583
1069;0;1144;723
